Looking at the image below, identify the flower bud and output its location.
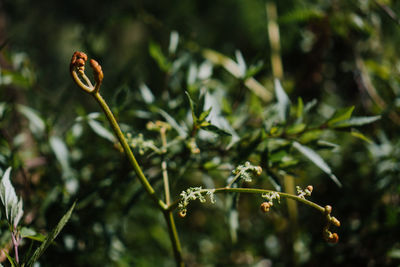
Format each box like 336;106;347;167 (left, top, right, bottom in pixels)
324;205;332;215
327;232;339;243
178;210;186;218
260;202;271;213
331;217;341;227
306;185;313;193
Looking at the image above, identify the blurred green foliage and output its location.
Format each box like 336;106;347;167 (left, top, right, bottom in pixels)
1;0;400;266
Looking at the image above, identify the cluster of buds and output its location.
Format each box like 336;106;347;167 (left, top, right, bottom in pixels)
323;205;341;243
296;185;313;199
70;51;104;94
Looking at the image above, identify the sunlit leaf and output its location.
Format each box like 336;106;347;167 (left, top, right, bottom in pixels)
274;79;291;123
168;31;179;55
235;50;246;78
332;115;381;128
16;104;45;136
139;83;155;104
88;119;116;143
327;106;354;126
49;136;70;172
293;142;342;187
0;167;24;227
158;109;187;138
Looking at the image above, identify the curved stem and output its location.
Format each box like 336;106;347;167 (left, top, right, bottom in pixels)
168;187;325;213
92;92;167;210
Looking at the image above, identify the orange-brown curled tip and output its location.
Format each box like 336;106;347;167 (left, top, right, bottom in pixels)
327;233;339;243
70;51;88;72
90;59;104;83
306;185;313;193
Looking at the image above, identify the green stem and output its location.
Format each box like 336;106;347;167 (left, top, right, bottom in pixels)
168;187;325;213
91;91;184;266
214;187;325;213
92;92;167;210
163;211;184;267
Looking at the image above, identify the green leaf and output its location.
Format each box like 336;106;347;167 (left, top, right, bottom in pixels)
139;83;155;104
198;108;212;122
168;31;179;55
3;250;17;267
27;202;76;266
88;119;116;143
292;141;342;187
16;104;45;136
149;42;171;72
274;79;291;123
185;91;198;123
350;129;373;143
0;167;24;227
326;106;355;126
332;115;381;128
286;123;306;135
279;8;324;24
296;97;304;119
49;136;70;172
158;109;187;138
202;125;232;136
235;50;246;78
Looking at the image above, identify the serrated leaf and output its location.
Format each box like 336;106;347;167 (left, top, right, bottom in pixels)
16;105;45;136
149;42;170;72
332;115;381;128
292;141;342;187
0;167;24;227
274;79;291;123
202;124;232;136
88;119;116;143
27;202;76;266
327;106;355;126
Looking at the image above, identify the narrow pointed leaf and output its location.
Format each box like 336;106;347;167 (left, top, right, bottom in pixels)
16;105;45;136
274;79;291;123
327;106;355;126
293;141;342;187
27;202;76;266
185;91;197;122
88;119;116;143
332;115;381;128
158;109;187;138
202;124;232;136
